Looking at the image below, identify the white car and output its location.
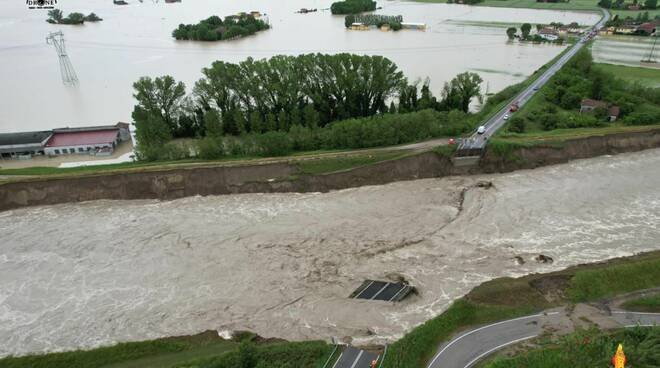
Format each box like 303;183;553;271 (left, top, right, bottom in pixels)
477;126;486;134
503;114;510;120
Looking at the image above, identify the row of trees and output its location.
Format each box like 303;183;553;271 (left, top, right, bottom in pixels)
330;0;377;14
132;54;485;160
344;14;403;29
46;9;102;24
172;15;269;41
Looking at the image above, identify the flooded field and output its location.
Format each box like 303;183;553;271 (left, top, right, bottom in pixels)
1;149;659;357
593;35;658;67
0;0;600;132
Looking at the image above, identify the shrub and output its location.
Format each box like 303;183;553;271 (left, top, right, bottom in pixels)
197;137;224;159
256;131;293;156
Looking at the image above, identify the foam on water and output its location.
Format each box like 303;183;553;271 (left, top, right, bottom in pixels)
1;149;659;357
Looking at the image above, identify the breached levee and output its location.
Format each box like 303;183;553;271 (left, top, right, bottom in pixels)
1;149;660;357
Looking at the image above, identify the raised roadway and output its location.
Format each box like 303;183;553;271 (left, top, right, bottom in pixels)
459;8;611;152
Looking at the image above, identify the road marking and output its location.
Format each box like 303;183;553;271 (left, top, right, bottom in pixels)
355;281;374;299
389;285;408;302
426;312;558;368
349;350;364;368
370;283;390;300
331;351;344;368
612;311;660;316
463;335;537;368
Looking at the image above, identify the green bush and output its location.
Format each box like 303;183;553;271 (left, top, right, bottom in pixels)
256;131;293;156
197;137;225;159
331;0;377;14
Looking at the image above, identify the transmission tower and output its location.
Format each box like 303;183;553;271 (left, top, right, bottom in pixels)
46;31;79;86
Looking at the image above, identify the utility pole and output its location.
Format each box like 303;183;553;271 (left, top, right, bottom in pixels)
642;36;657;64
46;31;79;86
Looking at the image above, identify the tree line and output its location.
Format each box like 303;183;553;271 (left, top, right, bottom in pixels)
331;0;377;14
172;14;269;41
132;54;484;160
47;9;102;24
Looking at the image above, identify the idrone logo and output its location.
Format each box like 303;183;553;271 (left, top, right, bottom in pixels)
27;0;58;9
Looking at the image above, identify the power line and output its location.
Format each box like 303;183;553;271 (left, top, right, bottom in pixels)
46;31;79;86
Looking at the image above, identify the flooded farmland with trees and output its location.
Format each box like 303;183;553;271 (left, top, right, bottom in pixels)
0;0;599;132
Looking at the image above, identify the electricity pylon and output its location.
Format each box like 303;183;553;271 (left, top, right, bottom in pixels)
642;36;657;64
46;31;79;86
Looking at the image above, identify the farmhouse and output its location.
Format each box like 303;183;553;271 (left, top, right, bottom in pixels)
580;99;620;121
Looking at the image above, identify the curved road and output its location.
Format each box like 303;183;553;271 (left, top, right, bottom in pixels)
460;8;610;151
426;306;660;368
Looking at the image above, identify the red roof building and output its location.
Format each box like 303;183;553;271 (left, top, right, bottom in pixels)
44;128;120;155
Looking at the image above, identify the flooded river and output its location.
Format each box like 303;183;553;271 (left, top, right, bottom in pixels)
1;149;659;357
0;0;599;132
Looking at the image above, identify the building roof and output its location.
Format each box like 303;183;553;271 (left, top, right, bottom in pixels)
539;27;559;35
581;99;608;108
637;23;656;33
0;131;52;147
45;129;119;147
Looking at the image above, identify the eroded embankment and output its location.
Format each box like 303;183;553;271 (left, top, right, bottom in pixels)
1;128;660;211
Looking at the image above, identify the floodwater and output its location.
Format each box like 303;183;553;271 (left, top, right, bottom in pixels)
592;35;659;67
0;0;600;133
1;149;659;357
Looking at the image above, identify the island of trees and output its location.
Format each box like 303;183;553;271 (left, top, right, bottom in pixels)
506;23;565;44
345;14;403;30
47;9;103;24
172;14;269;41
130;53;486;161
331;0;377;14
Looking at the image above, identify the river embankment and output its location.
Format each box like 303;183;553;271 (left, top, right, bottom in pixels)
1;127;659;211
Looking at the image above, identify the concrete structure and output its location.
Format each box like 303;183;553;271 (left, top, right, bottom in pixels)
401;22;427;30
0;131;52;159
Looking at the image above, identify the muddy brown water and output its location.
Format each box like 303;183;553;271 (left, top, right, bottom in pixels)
1;149;659;357
0;0;600;132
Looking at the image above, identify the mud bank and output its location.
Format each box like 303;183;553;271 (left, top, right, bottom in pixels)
1;128;660;211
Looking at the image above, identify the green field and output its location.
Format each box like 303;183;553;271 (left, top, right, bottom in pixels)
413;0;601;10
594;63;660;88
0;332;334;368
621;294;660;312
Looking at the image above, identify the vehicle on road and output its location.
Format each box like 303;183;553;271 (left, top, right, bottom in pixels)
503;114;510;120
533;86;539;91
477;126;486;134
509;102;519;112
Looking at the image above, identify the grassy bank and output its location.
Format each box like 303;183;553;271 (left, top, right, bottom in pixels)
0;332;333;368
382;251;660;368
622;294;660;312
296;151;410;175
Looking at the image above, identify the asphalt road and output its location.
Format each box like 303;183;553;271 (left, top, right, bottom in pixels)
426;308;660;368
333;346;380;368
460;8;611;151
